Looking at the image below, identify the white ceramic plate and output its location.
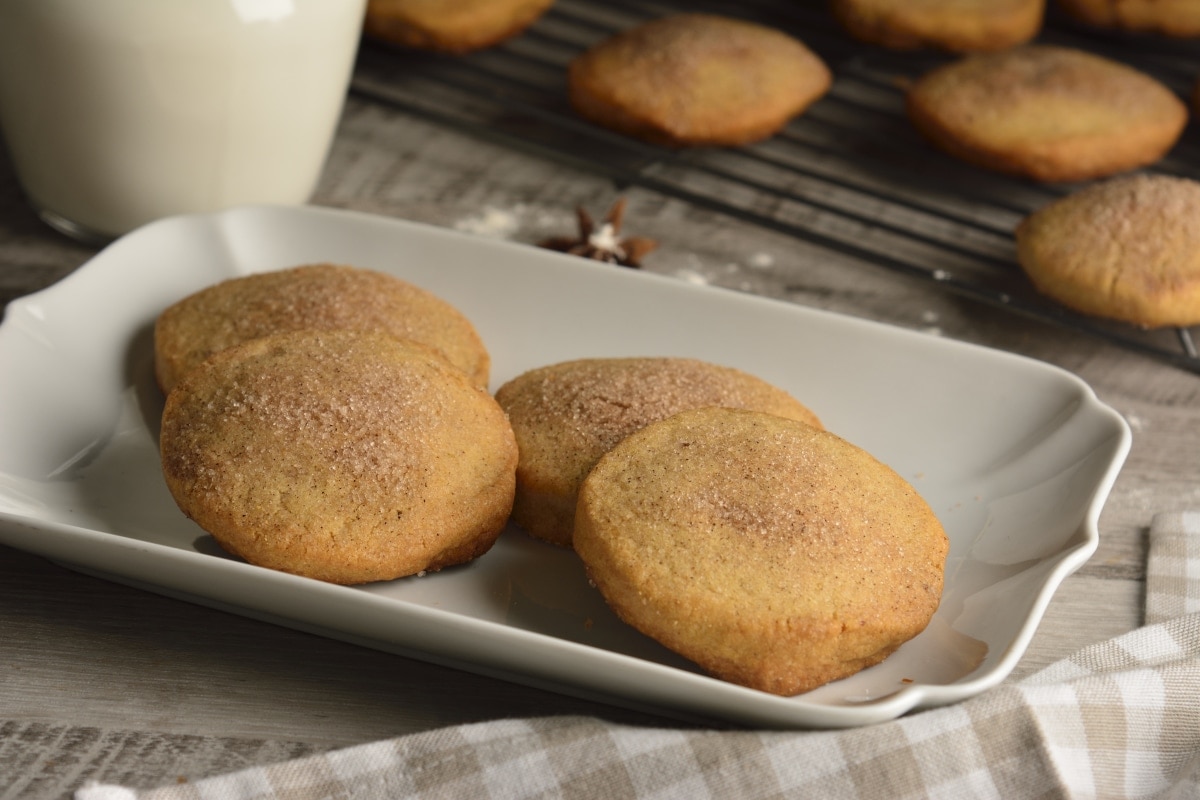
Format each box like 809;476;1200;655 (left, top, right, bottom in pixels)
0;205;1130;728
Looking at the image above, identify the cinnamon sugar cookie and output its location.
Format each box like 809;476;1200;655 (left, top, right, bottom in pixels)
154;264;490;393
574;407;947;696
906;45;1187;182
1016;174;1200;328
363;0;555;53
494;357;822;547
832;0;1045;52
1055;0;1200;37
160;329;518;585
567;13;832;146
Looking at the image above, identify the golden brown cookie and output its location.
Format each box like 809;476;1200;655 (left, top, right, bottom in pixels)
363;0;555;53
574;407;947;696
1056;0;1200;37
160;329;518;585
1015;174;1200;328
567;13;832;147
906;45;1187;182
832;0;1045;52
494;357;822;548
154;264;490;394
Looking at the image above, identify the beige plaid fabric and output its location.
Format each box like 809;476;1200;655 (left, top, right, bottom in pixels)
81;512;1200;800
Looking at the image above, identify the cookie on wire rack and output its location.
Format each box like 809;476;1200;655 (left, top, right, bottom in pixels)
832;0;1045;52
567;13;832;147
1016;173;1200;329
906;45;1187;182
1055;0;1200;38
363;0;556;53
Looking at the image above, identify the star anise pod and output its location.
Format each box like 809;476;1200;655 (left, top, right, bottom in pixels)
538;197;658;268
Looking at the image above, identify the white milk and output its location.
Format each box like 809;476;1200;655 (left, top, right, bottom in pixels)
0;0;366;240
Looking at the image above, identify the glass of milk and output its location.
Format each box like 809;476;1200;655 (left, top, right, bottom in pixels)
0;0;367;242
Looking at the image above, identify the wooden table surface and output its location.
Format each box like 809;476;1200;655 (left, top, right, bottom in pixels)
3;57;1200;797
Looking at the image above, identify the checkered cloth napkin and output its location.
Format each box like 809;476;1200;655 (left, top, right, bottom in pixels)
80;512;1200;800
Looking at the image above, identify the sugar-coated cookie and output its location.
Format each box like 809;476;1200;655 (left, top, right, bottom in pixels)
832;0;1045;52
494;357;822;547
567;13;832;146
574;407;947;696
363;0;555;53
154;264;490;393
1056;0;1200;37
160;330;518;585
1016;174;1200;328
906;45;1187;182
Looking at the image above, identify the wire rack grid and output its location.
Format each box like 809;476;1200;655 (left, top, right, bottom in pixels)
349;0;1200;374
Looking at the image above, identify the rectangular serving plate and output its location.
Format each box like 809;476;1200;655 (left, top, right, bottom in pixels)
0;205;1130;728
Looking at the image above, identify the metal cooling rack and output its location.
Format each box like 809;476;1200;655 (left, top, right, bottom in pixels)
350;0;1200;374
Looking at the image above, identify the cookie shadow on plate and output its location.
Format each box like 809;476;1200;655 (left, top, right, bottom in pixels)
128;320;166;447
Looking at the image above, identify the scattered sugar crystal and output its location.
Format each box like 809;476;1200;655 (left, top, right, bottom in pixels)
453;206;521;238
674;268;710;285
